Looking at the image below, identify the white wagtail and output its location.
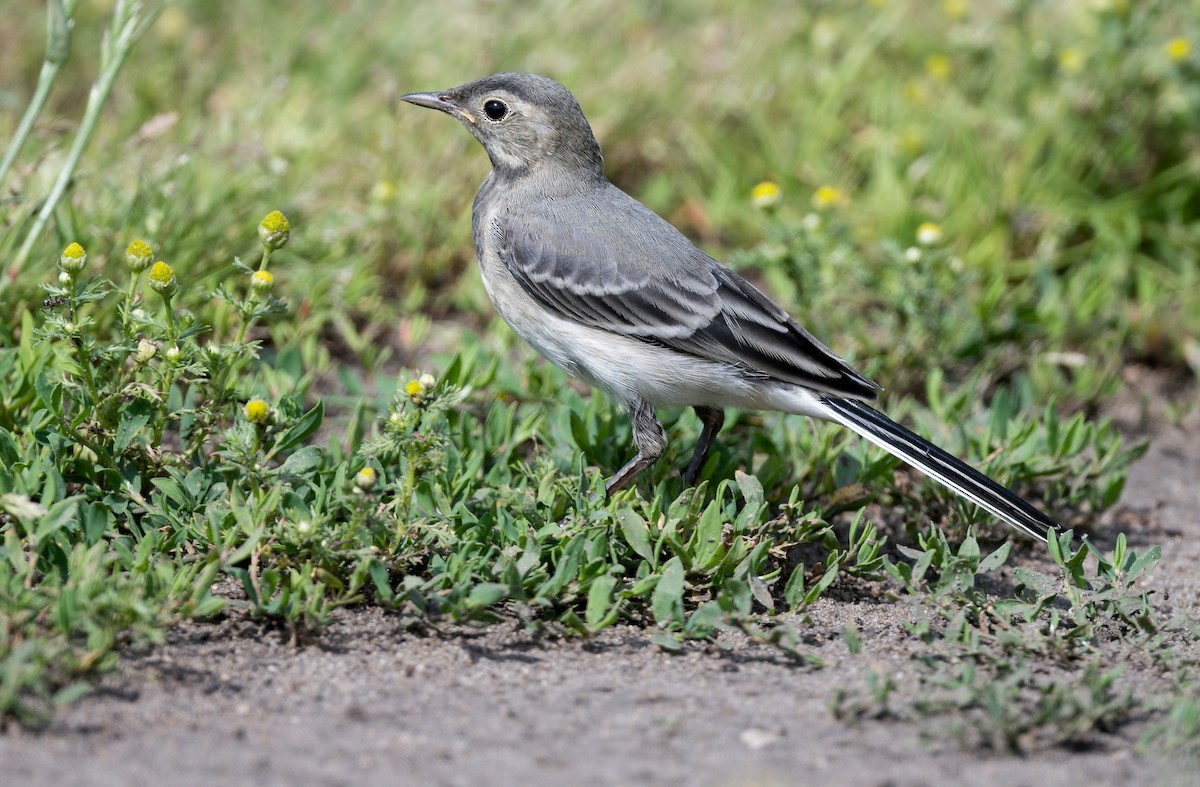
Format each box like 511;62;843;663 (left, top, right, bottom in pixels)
402;72;1060;542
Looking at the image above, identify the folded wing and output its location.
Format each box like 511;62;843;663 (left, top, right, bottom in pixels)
495;184;881;400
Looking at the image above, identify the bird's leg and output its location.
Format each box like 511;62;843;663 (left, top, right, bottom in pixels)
604;400;666;496
683;406;725;486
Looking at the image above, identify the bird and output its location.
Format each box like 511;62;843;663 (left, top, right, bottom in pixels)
401;72;1060;542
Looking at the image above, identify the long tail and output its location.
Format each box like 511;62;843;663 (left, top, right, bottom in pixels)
818;397;1059;542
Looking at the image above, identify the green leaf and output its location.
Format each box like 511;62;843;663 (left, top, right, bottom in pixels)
0;428;20;468
804;557;840;605
536;536;584;600
150;477;188;507
1126;545;1161;583
81;501;112;545
749;574;774;611
651;633;684;652
274;400;325;454
368;560;393;603
692;498;725;569
684;601;724;638
34;373;63;415
616;507;654;565
35;496;81;543
1013;566;1059;596
278;445;324;476
958;533;980;567
783;563;807;607
652;556;685;625
977;541;1011;574
1047;528;1065;567
114;398;155;453
734;470;764;506
585;574;617;629
720;578;753;616
465;582;508;612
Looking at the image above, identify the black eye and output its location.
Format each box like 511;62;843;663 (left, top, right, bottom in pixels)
483;99;508;121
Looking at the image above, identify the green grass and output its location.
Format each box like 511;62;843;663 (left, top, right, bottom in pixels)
0;0;1197;749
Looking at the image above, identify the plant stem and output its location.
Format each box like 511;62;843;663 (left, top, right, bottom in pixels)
6;0;155;284
123;273;140;337
164;297;178;345
0;1;78;189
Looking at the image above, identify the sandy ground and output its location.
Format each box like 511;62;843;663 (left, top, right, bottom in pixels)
3;373;1197;787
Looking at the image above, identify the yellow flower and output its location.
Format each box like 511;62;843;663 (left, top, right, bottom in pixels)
916;222;944;246
244;399;270;424
925;54;952;81
60;242;87;274
1059;48;1084;74
405;377;436;405
811;185;845;210
154;5;188;42
751;181;782;209
942;0;966;19
125;240;153;273
903;80;928;106
251;269;274;296
370;180;397;204
1167;38;1191;62
258;210;291;251
148;261;178;298
354;466;378;491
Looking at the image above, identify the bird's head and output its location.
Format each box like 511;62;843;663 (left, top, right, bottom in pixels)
401;72;604;182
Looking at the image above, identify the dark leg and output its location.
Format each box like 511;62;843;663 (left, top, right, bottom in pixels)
605;399;667;496
683;406;725;486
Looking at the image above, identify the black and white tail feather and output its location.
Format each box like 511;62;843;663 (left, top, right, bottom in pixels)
819;397;1058;542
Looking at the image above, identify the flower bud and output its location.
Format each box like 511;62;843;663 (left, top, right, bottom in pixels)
250;269;274;298
811;186;844;210
258;210;291;251
1167;38;1191;62
148;261;179;298
418;372;436;390
125;240;153;273
60;242;87;275
916;222;944;246
135;339;158;364
751;181;781;210
244;399;270;424
354;466;378;491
